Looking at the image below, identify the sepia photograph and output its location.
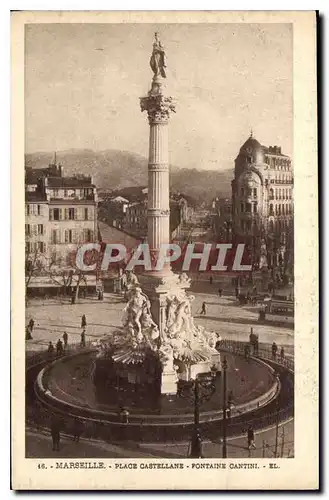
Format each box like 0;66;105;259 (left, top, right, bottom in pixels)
11;10;318;490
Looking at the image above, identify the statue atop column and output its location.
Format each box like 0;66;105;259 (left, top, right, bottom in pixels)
150;32;167;79
141;33;175;122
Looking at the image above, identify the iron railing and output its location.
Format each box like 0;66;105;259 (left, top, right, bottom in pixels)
217;339;294;372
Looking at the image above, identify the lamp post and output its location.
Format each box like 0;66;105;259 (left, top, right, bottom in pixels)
222;356;228;458
221;356;233;458
178;366;218;458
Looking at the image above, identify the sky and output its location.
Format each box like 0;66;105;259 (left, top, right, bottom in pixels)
25;23;292;171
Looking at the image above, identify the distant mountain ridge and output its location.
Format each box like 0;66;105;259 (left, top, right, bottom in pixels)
25;149;233;203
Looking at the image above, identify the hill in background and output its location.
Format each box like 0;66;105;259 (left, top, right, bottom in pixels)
25;149;233;203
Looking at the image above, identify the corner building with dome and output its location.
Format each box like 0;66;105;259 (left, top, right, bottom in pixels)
231;133;294;273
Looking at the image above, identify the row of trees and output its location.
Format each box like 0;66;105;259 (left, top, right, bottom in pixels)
25;246;96;301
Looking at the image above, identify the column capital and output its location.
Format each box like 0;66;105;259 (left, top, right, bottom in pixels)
140;93;176;124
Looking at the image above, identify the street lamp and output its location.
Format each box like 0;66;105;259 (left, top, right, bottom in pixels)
178;365;218;458
221;355;233;458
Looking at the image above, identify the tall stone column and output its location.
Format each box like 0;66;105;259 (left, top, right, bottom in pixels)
141;78;175;268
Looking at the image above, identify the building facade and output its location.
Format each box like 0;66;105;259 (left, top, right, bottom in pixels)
25;162;98;293
231;134;294;274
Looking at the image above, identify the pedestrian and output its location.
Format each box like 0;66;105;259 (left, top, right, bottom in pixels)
247;425;256;450
80;329;86;348
50;417;61;451
209;276;213;285
218;288;222;298
200;302;206;315
62;331;68;349
47;341;54;356
190;429;203;458
25;325;33;340
244;344;250;360
81;314;87;329
280;346;285;361
28;318;35;333
72;418;84;442
272;341;278;360
56;338;64;356
120;407;130;424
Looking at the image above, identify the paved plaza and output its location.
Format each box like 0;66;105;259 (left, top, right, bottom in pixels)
26;284;294;460
26;288;294;356
26;419;294;459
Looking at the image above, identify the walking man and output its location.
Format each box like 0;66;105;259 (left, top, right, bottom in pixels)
47;341;54;357
209;276;213;285
272;342;278;360
280;346;285;361
28;318;35;333
247;425;256;450
62;331;68;349
72;418;84;442
218;288;222;298
25;325;33;340
200;302;207;316
50;417;61;451
81;314;87;329
56;339;64;356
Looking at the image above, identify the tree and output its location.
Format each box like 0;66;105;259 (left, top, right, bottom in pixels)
25;246;46;295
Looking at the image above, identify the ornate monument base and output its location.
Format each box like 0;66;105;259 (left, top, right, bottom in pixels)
161;369;178;395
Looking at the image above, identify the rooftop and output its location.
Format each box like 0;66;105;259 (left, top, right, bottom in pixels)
25;191;47;203
46;176;95;188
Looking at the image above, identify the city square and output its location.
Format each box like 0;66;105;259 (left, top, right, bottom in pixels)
24;26;295;461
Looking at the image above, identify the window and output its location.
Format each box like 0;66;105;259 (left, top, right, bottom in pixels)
68;208;75;220
84;208;89;220
247;156;252;164
282;205;285;215
246;221;251;231
240;202;244;213
253;202;257;213
26;205;30;216
51;229;60;244
53;208;60;221
65;229;73;243
253;188;257;198
278;189;281;200
25;224;30;236
83;229;93;242
37;205;41;215
37;224;43;235
269;188;274;200
245;203;251;213
38;242;45;253
247;188;252;197
269;204;274;215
